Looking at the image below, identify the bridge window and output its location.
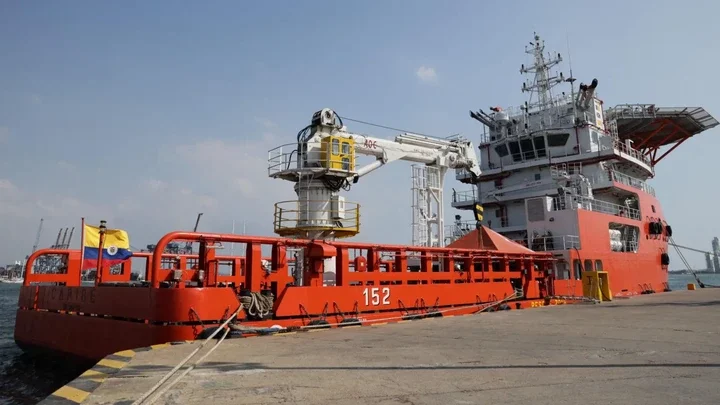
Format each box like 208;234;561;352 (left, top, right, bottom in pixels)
547;133;570;147
508;141;521;162
595;260;603;271
584;259;593;272
533;136;547;157
520;138;535;160
495;143;509;157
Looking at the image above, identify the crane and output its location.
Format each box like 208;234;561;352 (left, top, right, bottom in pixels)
31;218;44;253
268;108;481;245
183;213;203;253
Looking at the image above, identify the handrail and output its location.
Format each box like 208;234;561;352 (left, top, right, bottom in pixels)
21;248;253;287
611;139;652;167
588;169;656;196
23;249;77;286
23;231;559;290
273;200;361;238
551;195;641;220
452;189;476;203
268;141;355;176
151;232;308;288
529;235;581;251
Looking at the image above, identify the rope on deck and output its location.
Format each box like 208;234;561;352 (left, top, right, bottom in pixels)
131;304;243;405
131;289;586;403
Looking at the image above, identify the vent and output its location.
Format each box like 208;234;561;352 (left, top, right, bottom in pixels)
526;198;546;222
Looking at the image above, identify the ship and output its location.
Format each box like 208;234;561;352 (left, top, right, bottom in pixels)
13;33;718;362
451;33;718;298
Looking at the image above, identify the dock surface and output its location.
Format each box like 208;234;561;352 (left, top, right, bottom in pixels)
71;289;720;404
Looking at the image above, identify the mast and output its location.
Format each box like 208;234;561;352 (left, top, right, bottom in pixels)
520;32;565;112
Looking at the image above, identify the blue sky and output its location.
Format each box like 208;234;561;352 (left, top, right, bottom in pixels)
1;0;718;269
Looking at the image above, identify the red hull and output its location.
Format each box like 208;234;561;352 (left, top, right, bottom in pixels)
14;293;578;362
13;226;658;361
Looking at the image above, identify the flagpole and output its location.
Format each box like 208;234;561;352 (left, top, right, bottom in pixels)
79;217;85;272
96;220;107;284
231;220;235;255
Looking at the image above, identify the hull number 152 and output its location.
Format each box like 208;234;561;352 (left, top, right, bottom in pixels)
363;287;390;306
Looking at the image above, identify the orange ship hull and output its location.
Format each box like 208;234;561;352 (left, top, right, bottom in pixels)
13;226;659;362
553;182;671;298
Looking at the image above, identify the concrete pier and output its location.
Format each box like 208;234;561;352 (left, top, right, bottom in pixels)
51;289;720;404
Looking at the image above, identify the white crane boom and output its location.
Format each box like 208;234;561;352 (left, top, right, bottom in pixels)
306;108;480;181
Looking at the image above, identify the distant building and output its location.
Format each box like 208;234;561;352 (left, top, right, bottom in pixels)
713;237;720;273
706;252;714;272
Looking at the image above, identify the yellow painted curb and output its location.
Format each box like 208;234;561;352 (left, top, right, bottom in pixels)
37;340;191;404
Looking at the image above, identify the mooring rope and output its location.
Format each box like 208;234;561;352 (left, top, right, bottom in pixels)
238;291;274;318
131;289;591;403
131;304;243;405
669;238;720;288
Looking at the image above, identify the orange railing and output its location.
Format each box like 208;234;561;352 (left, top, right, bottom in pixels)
24;231;556;299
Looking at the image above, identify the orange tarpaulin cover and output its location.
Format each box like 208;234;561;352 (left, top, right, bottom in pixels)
447;226;536;255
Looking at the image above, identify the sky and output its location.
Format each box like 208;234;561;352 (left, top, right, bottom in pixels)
1;0;718;269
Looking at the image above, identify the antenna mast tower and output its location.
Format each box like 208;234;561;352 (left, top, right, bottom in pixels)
520;33;565;111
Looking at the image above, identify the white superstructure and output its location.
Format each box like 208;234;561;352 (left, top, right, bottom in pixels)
450;33;657;253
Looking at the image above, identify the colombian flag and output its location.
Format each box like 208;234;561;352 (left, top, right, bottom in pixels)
82;224;133;270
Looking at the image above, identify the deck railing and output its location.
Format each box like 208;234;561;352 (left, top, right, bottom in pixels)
589;170;656;196
610;139;652;167
22;232;557;292
529;235;581;251
452;189;476;204
551;195;641;220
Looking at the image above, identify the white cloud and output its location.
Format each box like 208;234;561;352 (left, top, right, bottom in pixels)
111;134;298;243
0;179;111;221
416;66;437;83
0;178;119;262
0;127;9;143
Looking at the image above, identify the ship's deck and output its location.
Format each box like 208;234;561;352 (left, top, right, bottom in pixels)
606;104;719;165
